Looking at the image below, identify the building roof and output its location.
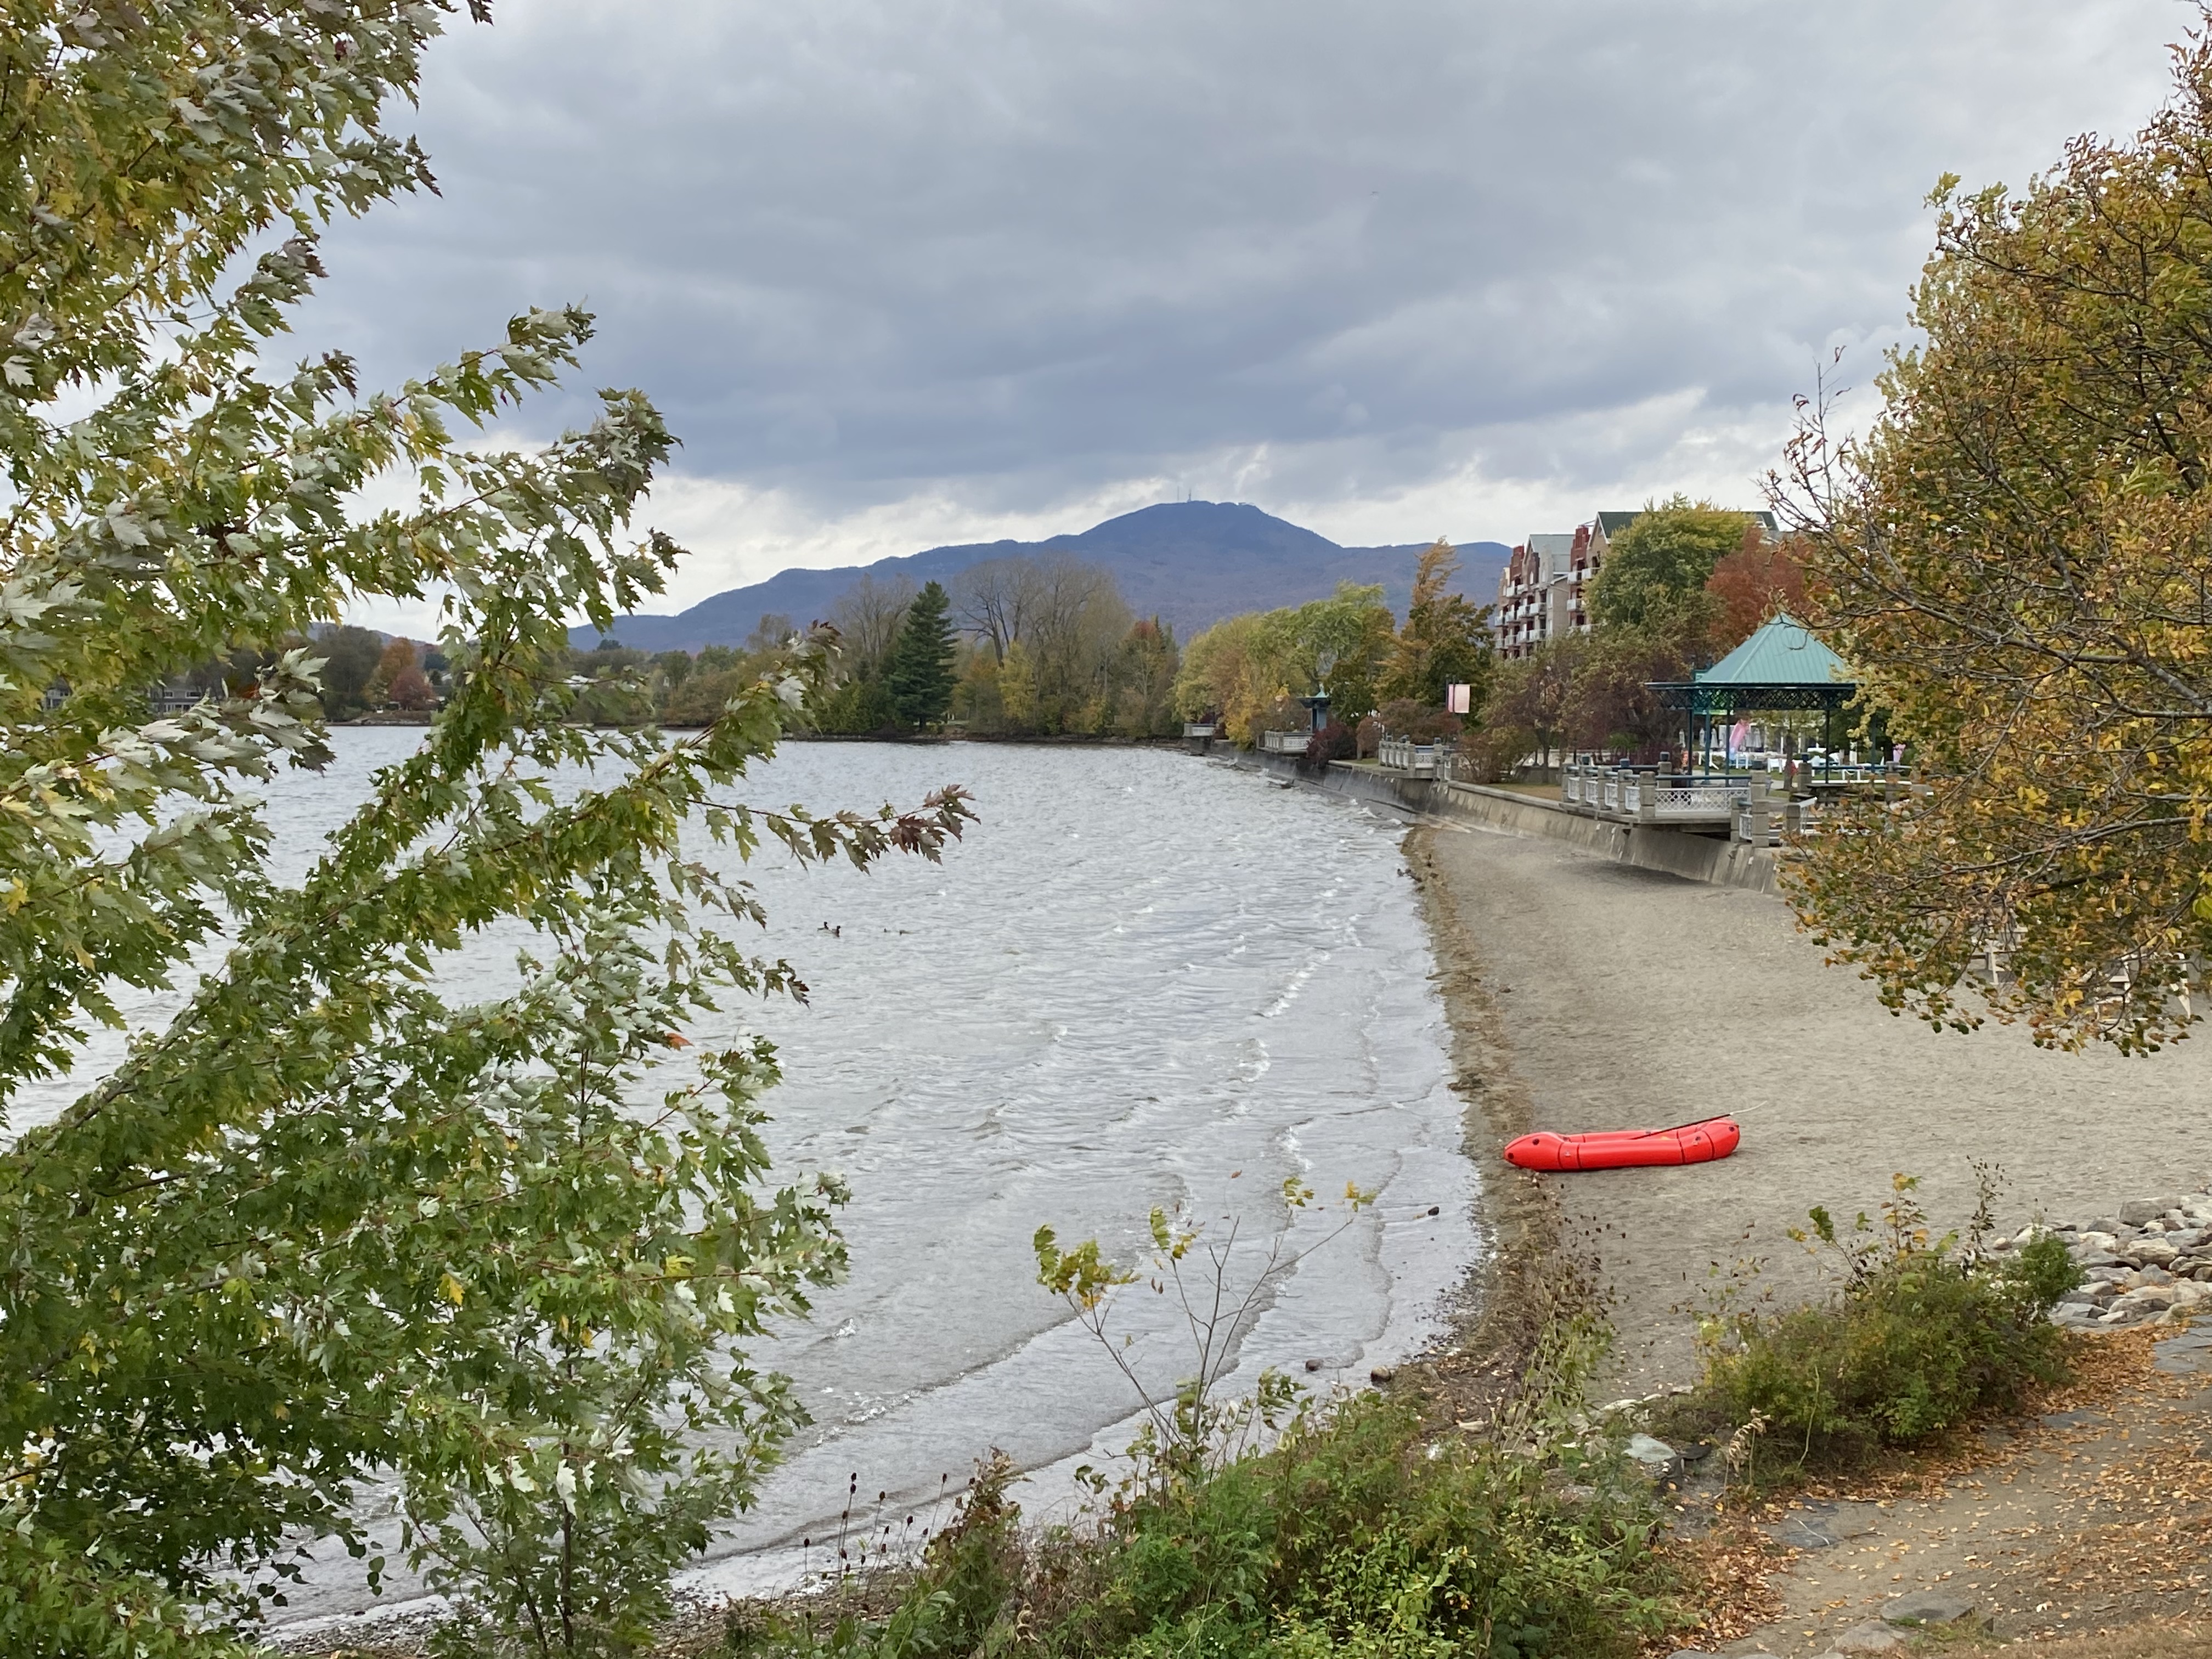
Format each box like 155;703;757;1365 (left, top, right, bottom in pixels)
1527;532;1575;576
1694;612;1852;687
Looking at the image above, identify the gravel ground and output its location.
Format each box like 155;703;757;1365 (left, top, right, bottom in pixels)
1409;821;2212;1395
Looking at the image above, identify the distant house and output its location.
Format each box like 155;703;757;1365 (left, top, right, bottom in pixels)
146;678;199;715
37;678;202;714
1493;508;1777;662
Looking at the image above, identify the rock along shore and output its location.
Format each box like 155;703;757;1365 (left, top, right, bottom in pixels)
2035;1190;2212;1329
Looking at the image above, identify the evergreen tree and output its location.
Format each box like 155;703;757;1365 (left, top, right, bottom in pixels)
887;579;958;727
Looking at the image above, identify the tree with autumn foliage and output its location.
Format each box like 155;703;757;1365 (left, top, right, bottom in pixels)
1468;638;1581;778
1778;14;2212;1053
1380;538;1493;713
1173;584;1395;743
384;659;436;710
363;634;417;707
1584;496;1751;635
1705;525;1809;652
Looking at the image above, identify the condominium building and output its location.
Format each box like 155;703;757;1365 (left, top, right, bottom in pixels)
1493;532;1580;661
1493;509;1775;662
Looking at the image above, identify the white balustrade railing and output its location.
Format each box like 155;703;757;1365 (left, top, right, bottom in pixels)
1558;763;1754;821
1376;736;1442;775
1733;795;1822;844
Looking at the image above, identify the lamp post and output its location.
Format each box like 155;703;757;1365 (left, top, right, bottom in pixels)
1299;647;1338;735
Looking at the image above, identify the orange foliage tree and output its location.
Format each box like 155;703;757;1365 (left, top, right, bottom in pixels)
1704;527;1808;652
364;636;416;708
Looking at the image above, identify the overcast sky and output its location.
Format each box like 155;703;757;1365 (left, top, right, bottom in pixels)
304;0;2187;622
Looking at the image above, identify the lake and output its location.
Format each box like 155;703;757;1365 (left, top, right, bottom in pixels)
14;732;1477;1621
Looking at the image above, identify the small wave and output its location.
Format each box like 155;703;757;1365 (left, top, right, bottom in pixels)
1260;949;1331;1018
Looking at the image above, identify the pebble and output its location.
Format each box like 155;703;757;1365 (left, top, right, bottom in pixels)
2121;1196;2186;1227
2045;1187;2212;1329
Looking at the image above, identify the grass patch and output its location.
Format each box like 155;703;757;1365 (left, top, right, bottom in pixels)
1662;1174;2082;1485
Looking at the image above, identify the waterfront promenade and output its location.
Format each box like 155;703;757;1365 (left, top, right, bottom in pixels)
1411;818;2212;1394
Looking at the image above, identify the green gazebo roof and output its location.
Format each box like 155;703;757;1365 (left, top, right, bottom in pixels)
1694;613;1852;688
1647;613;1857;713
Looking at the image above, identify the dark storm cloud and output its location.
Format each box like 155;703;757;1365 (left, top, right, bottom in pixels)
303;0;2177;550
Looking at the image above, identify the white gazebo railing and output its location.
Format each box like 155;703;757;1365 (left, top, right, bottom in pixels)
1259;729;1309;754
1650;777;1742;816
1559;763;1753;823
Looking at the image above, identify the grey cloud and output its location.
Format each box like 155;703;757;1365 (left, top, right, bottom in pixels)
300;0;2177;522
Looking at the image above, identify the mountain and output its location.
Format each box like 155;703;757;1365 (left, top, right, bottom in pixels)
569;501;1511;652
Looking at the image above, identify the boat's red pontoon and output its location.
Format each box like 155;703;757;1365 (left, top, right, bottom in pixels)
1503;1116;1741;1172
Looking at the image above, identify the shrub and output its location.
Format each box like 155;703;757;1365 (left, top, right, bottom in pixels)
1040;1392;1672;1659
1302;720;1356;768
723;1456;1024;1659
1374;698;1464;745
1460;724;1536;783
810;674;904;735
723;1391;1677;1659
722;1223;1682;1659
662;664;751;725
1684;1175;2081;1479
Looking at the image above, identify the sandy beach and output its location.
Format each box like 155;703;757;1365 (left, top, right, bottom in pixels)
1409;817;2212;1396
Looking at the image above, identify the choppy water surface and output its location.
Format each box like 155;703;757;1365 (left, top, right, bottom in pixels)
20;732;1476;1619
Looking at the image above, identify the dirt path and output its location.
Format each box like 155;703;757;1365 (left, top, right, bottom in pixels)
1667;1326;2212;1655
1407;820;2212;1396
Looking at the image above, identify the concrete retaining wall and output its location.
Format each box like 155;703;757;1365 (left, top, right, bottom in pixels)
1228;750;1783;895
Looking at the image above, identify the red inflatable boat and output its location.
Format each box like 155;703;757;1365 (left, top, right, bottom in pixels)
1503;1115;1741;1173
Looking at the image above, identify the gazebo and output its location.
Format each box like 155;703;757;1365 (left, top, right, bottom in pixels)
1647;613;1861;774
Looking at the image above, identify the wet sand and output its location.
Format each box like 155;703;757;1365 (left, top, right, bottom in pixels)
1410;820;2212;1395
